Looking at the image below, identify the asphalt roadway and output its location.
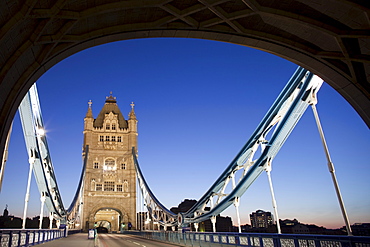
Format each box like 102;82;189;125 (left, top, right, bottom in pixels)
38;233;185;247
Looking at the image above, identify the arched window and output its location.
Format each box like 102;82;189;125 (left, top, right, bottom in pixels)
103;159;116;171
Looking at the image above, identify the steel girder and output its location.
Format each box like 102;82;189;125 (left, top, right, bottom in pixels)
19;84;67;220
19;84;87;224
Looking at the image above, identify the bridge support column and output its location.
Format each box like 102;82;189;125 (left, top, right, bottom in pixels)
310;104;352;236
49;212;53;229
211;216;216;233
39;192;46;229
265;162;281;234
194;223;199;232
233;198;242;233
22;154;35;229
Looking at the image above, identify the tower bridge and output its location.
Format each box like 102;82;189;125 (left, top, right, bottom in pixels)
0;65;368;246
82;93;138;232
0;1;369;246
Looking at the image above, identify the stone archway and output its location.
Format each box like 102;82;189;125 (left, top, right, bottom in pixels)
0;0;369;183
90;207;129;232
94;208;121;232
95;220;110;233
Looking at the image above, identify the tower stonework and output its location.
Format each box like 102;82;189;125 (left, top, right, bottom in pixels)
82;94;137;232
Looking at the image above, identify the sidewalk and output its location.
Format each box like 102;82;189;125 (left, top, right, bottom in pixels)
38;233;96;247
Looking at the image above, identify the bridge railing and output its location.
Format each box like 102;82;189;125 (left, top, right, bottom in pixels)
0;229;65;247
126;230;370;247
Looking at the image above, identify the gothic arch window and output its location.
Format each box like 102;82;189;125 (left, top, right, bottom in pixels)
104;158;116;171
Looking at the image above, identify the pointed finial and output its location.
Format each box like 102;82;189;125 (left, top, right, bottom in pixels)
130;102;135;109
88;100;92;108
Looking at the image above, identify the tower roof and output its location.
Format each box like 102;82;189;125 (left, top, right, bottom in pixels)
93;93;128;129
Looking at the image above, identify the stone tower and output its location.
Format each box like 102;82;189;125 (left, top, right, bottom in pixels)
82;93;138;232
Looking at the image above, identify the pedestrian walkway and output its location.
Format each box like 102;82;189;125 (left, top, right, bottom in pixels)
38;233;96;247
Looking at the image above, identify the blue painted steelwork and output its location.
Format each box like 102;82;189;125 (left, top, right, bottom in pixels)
18;84;87;225
66;145;89;227
0;229;65;246
126;230;370;247
19;84;66;221
133;66;323;227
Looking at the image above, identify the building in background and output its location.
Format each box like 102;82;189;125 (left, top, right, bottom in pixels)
171;199;233;232
250;209;274;228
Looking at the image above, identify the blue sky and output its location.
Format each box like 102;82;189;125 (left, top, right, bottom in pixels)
0;38;369;229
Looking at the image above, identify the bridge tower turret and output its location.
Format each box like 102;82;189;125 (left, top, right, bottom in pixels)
128;102;138;150
81;93;137;232
83;100;94;148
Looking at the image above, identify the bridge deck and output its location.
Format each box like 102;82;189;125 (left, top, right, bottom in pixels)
40;233;96;247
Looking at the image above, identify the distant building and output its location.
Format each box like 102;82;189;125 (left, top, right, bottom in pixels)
280;219;327;235
0;206;53;229
171;199;233;232
349;223;370;236
250;210;273;228
170;199;197;214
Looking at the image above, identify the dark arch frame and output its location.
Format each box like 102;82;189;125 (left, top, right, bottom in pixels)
0;1;369;177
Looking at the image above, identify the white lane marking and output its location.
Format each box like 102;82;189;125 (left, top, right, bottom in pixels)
128;240;146;247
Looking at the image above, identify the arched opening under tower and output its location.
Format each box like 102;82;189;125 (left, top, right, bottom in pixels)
94;208;122;233
95;220;110;233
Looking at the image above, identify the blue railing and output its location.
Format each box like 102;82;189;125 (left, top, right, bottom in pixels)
0;229;66;246
126;231;370;247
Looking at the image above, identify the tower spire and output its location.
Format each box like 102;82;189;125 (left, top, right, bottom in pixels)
129;101;136;120
85;100;93;118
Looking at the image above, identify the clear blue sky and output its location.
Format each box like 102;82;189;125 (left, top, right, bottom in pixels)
0;38;369;229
